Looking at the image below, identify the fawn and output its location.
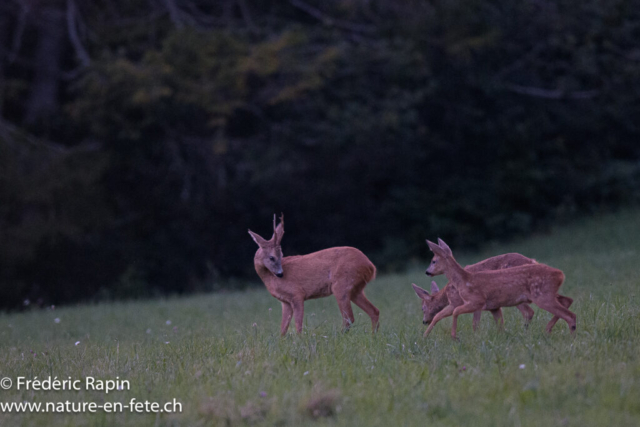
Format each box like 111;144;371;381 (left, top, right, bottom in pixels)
412;252;538;332
423;239;576;339
248;214;379;336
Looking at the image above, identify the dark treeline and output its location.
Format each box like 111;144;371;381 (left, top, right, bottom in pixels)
1;0;640;309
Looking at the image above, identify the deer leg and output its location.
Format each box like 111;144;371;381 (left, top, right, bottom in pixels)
292;299;305;334
423;305;454;337
452;302;484;340
545;295;574;333
557;295;573;308
489;308;504;330
280;301;293;337
351;291;380;332
534;297;576;334
472;311;482;331
516;304;535;328
335;291;355;331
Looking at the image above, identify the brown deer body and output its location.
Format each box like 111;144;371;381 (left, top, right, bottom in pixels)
424;239;576;339
249;215;379;336
412;253;538;332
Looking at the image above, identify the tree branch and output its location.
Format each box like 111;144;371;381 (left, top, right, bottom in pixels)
66;0;91;67
161;0;184;29
181;1;223;27
493;43;546;81
7;2;29;64
0;118;101;154
289;0;376;34
504;83;599;100
606;44;640;62
237;0;258;34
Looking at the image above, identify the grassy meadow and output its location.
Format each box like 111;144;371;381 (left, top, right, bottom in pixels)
1;210;640;426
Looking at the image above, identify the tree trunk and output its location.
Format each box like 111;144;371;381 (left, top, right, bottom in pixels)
0;7;9;119
24;6;66;125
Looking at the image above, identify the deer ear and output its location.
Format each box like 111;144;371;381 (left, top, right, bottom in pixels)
412;283;430;300
426;240;445;256
437;238;452;256
274;213;284;245
430;281;440;294
248;230;268;247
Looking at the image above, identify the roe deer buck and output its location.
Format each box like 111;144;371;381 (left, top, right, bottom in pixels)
248;214;379;336
412;252;538;333
423;239;576;339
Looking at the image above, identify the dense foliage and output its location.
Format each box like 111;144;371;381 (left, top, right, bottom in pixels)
1;0;640;309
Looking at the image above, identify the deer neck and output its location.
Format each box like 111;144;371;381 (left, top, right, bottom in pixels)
443;257;469;285
434;286;451;309
254;255;275;287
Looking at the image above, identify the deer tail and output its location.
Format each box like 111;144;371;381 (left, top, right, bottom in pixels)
557;269;565;287
365;261;377;283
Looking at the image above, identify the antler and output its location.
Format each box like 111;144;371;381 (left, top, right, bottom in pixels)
272;212;285;245
273;214;277;235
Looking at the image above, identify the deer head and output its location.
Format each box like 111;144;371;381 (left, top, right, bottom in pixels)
412;281;443;325
248;213;285;278
425;238;452;276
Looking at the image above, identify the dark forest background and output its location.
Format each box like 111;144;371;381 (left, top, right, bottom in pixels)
1;0;640;310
